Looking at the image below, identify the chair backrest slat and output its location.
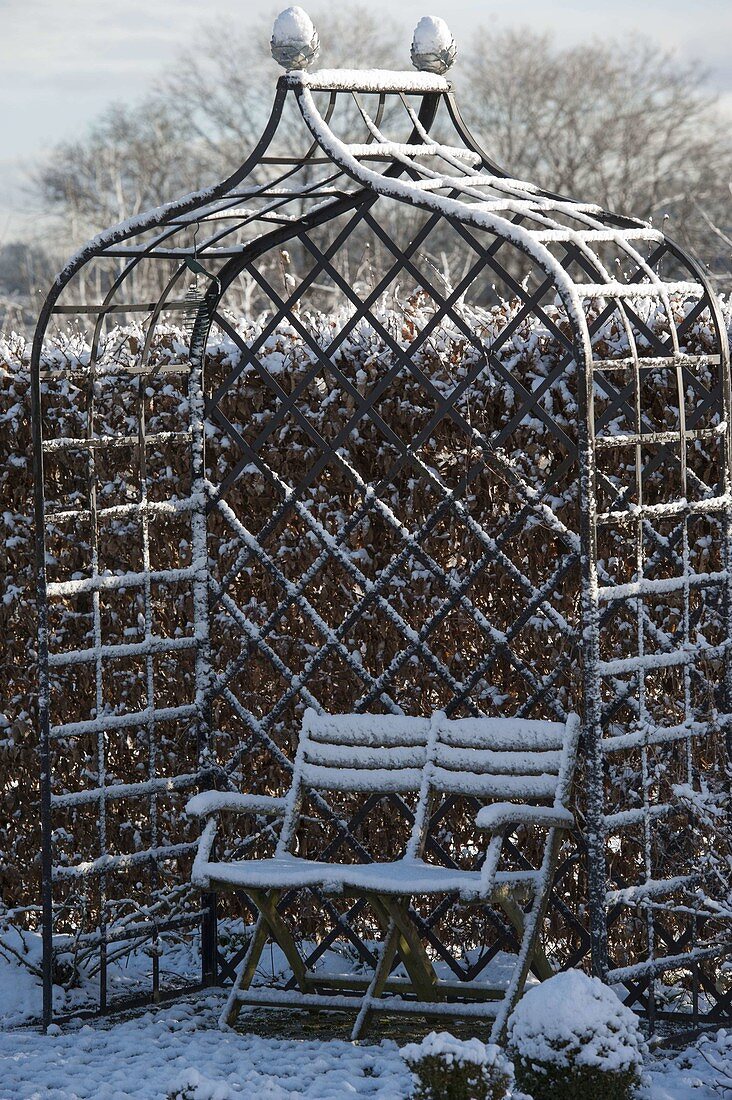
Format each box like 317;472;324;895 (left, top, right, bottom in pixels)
288;709;580;852
429;766;560;800
300;763;425;793
299;709;430;795
304;711;430;747
303;742;427;770
435;744;562;776
438;717;566;752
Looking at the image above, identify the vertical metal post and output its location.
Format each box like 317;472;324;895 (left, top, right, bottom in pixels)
137;372;161;1001
201;891;218;986
575;329;609;979
30;330;54;1030
188;284;217;986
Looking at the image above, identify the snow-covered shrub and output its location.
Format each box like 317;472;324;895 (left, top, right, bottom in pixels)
507;970;646;1100
401;1031;515;1100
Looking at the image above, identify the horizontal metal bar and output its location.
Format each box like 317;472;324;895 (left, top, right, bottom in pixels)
597;495;730;526
39;362;192;380
167;196;354;224
286;71;449;92
51;772;199;808
591;354;721;372
51;300;191;316
603;804;676;830
52;910;203;948
49;634;198;668
608;945;729;984
47;564;198;597
250;155;344;165
345;142;479;163
532;228;663;243
45;494;199;524
52;840;199;880
606;874;699;905
102;247;250;259
597;570;728;602
601;715;731;754
48;981;206;1028
577;281;702;298
43;431;191;453
598;641;729;677
50;703;198;739
594;426;724;450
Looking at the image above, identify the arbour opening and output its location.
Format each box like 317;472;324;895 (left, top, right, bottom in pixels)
30;19;731;1031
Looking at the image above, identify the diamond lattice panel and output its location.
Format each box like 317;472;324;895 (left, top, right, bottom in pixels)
203;220;586;981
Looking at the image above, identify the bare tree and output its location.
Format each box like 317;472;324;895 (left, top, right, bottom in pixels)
459;29;732;286
36;98;201;245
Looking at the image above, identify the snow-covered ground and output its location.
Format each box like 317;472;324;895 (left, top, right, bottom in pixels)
1;993;410;1099
1;929;730;1099
0;986;729;1099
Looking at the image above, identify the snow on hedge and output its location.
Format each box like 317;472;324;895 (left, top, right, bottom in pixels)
1;292;730;978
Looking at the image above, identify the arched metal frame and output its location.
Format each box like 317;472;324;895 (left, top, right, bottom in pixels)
31;67;732;1029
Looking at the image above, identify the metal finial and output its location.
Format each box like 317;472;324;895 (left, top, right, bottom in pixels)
271;7;320;71
410;15;456;75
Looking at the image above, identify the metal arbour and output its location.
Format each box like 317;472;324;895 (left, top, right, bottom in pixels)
31;64;732;1029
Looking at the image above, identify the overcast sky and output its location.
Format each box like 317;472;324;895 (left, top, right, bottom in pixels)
1;0;731;241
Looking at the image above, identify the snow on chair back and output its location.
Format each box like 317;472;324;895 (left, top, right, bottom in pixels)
298;710;432;793
431;716;570;802
278;709;578;862
273;709;433;858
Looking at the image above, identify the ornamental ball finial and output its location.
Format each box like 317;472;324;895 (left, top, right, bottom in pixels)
271;7;320;71
410;15;456;75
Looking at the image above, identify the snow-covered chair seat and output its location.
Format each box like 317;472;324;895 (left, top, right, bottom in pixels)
187;854;541;897
186;708;580;1040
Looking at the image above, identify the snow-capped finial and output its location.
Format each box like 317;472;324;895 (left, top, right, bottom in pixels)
410;16;456;74
271;7;320;71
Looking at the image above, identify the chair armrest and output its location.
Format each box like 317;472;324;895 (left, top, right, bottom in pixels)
185;791;287;818
476;802;574;832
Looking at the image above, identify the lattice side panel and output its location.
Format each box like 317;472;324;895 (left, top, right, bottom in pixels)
38;342;210;1016
588;283;732;1023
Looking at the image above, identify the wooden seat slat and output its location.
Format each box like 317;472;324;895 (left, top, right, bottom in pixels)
204;855;540;896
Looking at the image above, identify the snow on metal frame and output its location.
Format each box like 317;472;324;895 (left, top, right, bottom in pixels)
29;60;732;1028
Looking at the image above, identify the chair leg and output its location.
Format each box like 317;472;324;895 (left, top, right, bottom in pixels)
351;917;400;1041
490;831;563;1044
496;892;554;982
376;896;438;1003
248;888;310;993
220;912;269;1030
